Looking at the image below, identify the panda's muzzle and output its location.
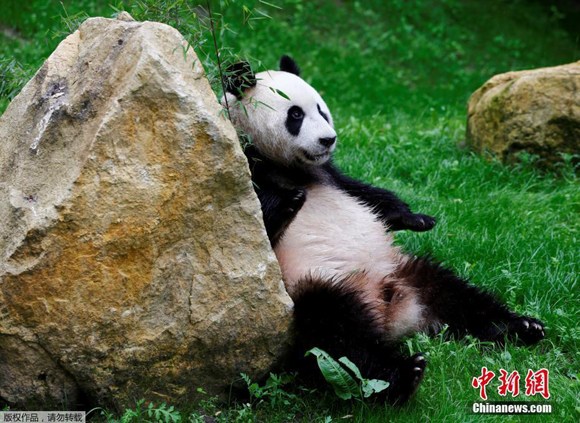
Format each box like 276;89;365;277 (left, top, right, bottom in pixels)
300;149;331;164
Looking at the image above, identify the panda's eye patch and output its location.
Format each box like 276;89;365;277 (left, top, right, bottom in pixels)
288;106;304;120
286;106;305;136
317;104;329;123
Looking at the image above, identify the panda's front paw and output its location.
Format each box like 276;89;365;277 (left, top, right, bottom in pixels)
401;213;436;232
507;315;545;345
284;188;306;214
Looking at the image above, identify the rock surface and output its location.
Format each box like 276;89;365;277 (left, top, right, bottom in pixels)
466;61;580;166
0;15;292;410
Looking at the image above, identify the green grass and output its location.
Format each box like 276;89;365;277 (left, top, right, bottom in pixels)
1;0;579;421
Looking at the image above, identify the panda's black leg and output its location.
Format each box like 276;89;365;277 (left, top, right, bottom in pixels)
398;257;545;345
290;276;427;405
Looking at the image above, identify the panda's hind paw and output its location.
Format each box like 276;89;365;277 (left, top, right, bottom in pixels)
508;315;545;345
410;352;427;385
390;352;427;405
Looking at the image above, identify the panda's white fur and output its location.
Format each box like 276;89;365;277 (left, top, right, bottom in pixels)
278;184;400;285
223;56;545;405
277;184;425;339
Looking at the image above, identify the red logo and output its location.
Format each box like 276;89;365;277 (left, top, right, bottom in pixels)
472;368;550;400
525;368;550;399
471;367;495;400
498;369;521;397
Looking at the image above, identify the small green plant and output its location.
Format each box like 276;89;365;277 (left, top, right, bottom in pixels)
241;372;298;408
231;403;254;423
306;347;390;401
239;372;317;422
97;399;181;423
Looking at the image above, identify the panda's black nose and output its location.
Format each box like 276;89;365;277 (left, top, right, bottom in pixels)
319;136;336;147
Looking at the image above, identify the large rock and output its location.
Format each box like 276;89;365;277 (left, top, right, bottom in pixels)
0;14;292;410
467;61;580;167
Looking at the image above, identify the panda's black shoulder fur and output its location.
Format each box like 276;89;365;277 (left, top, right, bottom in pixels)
244;144;436;246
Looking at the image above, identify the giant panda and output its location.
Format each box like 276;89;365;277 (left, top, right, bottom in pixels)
222;56;545;404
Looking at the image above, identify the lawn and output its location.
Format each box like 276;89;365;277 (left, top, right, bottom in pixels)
1;0;578;421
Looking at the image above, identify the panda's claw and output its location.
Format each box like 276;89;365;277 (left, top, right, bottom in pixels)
292;191;306;203
284;189;306;214
414;355;426;365
406;353;427;382
412;353;427;369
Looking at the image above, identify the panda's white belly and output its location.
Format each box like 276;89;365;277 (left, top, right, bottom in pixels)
275;184;402;289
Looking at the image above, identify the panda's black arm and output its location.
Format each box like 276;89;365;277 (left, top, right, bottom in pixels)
323;162;436;232
245;146;307;246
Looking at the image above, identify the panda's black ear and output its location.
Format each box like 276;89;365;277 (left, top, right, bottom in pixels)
279;55;300;76
223;61;257;100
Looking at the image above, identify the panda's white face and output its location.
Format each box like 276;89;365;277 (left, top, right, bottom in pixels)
226;70;337;166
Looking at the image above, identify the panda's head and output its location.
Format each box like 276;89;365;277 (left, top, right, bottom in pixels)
223;56;337;167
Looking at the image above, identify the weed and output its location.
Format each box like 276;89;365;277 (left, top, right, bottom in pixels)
95;399;181;423
0;58;30;112
306;348;389;402
242;372;299;408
